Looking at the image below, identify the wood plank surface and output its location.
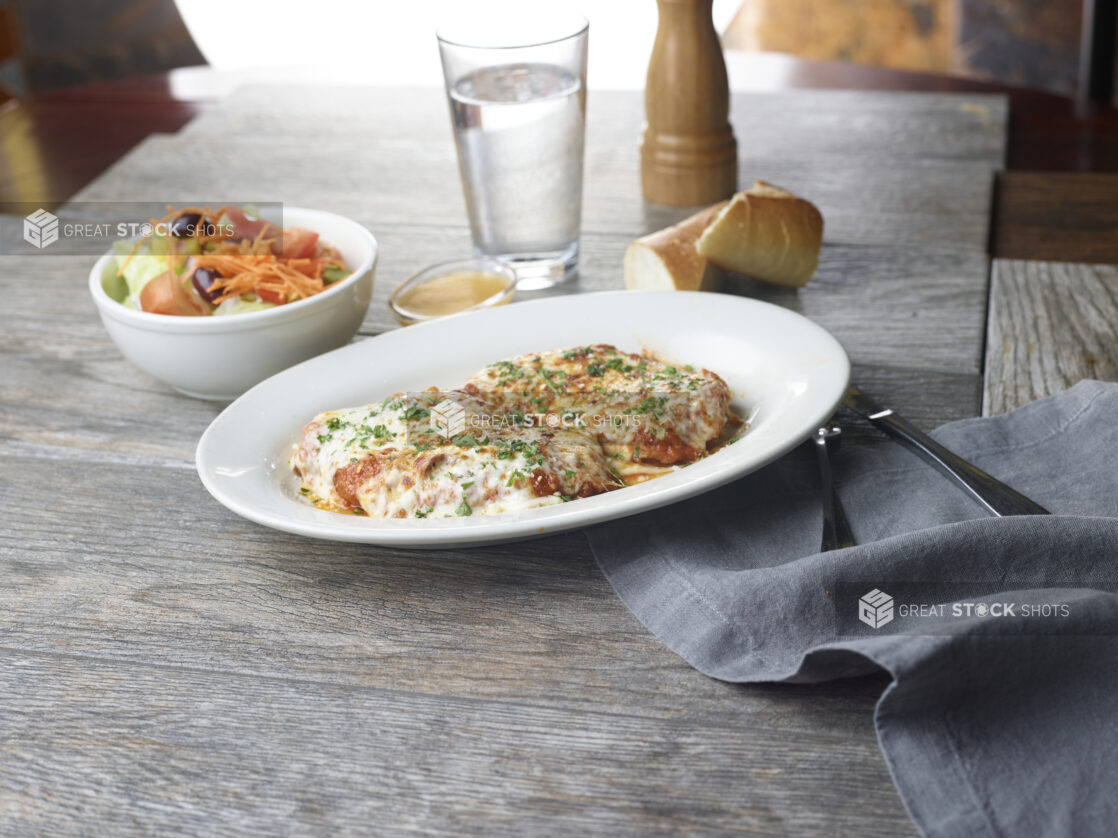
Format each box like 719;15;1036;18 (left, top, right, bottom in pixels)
984;260;1118;414
70;134;997;252
0;232;990;366
0;453;914;835
993;172;1118;264
0;454;879;730
180;86;1008;167
0;650;909;837
0;84;1010;837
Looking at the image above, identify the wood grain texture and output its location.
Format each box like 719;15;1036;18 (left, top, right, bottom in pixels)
71;134;997;252
993;171;1118;263
984;260;1118;414
0;85;1006;837
0;651;911;837
0;454;883;732
179;86;1007;167
0;455;915;835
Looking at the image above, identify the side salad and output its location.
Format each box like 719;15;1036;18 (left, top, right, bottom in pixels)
112;205;351;316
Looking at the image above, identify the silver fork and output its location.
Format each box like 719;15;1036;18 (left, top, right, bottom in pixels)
814;425;856;552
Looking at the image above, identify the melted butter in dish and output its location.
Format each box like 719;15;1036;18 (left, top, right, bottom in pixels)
394;270;512;319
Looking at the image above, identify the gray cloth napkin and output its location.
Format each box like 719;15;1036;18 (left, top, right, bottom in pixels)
586;380;1118;838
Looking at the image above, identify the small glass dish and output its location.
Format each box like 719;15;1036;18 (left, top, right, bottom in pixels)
388;258;518;326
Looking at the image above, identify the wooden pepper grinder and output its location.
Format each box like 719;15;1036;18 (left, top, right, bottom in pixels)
641;0;738;205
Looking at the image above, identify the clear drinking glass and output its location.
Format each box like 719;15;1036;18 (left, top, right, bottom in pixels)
437;12;588;290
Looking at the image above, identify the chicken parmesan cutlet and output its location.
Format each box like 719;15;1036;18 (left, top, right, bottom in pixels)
463;345;736;472
291;389;621;519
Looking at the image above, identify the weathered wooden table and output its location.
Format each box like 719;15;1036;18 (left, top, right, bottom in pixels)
2;84;1115;836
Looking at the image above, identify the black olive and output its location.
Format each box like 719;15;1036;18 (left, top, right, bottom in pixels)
192;266;222;304
171;213;203;238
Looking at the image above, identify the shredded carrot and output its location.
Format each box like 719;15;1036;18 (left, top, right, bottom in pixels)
194;253;344;304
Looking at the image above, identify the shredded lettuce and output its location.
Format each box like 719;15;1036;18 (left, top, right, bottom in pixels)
322;265;349;284
111;235;193;308
116;254;170;308
212;295;276;316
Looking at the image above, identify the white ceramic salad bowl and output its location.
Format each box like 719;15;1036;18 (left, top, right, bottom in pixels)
88;207;377;400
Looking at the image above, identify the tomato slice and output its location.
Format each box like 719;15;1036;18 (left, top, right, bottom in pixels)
282;227;320;259
255;286;287;305
219;205;282;244
140;270;207;316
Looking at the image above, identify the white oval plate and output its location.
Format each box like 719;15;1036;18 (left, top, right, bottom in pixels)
196;291;850;548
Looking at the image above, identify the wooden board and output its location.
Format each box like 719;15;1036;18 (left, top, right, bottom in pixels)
73;134;997;252
0;649;910;837
180;86;1008;167
993;172;1118;264
0;84;1011;837
984;260;1118;414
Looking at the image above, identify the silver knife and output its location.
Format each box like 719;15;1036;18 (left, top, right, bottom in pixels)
842;386;1050;517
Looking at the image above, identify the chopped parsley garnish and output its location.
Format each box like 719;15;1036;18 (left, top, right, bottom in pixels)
489;360;525;385
537;367;564;395
403;404;430;421
325;416;346;432
460;481;474;490
455;500;472;517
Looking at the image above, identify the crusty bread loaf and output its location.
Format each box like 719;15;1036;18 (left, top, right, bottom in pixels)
623;202;728;292
696;181;823;288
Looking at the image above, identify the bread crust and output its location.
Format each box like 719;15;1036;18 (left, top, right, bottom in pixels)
696;181;823;288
